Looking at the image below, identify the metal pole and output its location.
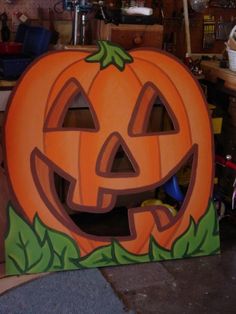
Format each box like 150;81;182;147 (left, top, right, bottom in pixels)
183;0;192;56
73;4;79;45
80;12;86;45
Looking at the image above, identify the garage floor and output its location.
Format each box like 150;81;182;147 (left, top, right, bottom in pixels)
102;216;236;314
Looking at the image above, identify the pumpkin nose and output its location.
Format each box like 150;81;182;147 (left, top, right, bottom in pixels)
97;132;138;176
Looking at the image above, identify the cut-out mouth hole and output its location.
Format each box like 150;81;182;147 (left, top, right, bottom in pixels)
54;155;193;237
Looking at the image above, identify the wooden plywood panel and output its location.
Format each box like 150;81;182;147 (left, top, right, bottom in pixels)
98;21;163;50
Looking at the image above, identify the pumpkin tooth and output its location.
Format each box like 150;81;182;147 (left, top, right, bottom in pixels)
152;205;175;230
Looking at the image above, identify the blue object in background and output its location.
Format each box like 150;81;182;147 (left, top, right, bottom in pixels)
164;175;185;202
0;25;51;79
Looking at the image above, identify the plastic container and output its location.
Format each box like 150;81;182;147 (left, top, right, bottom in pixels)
227;25;236;71
0;55;31;79
228;48;236;71
0;42;23;54
23;26;51;57
0;26;51;79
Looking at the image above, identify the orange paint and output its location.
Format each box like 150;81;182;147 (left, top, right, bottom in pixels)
4;43;214;256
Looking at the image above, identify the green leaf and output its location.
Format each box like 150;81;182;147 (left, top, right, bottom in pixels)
79;240;150;268
5;206;51;275
172;218;197;258
27;233;52;273
112;240;150;264
85;40;133;71
172;201;220;259
192;201;220;256
79;244;115;268
34;215;80;271
5;201;220;275
149;236;172;261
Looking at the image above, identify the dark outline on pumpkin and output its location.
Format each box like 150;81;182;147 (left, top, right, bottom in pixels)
2;45;214;249
96;131;140;178
44;78;99;132
128;81;179;136
1;50;90;237
30;144;198;241
5;201;220;276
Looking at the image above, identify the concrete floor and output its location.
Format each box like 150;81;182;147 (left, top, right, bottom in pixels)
102;216;236;314
0;216;235;314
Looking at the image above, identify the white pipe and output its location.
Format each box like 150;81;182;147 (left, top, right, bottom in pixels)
183;0;192;56
73;5;79;45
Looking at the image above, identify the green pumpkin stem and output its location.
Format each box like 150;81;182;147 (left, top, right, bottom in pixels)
85;40;133;71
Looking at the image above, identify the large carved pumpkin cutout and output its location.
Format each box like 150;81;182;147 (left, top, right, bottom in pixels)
4;41;220;275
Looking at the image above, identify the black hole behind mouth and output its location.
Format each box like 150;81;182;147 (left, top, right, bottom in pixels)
54;173;155;237
54;173;132;236
53;154;193;237
70;206;130;237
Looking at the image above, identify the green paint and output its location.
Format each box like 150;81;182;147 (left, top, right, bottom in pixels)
5;206;80;275
33;215;80;271
5;206;51;275
85;40;133;71
171;201;220;259
78;241;150;269
5;202;220;275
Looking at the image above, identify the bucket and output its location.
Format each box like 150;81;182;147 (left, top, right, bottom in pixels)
227;25;236;71
0;42;23;54
228;48;236;71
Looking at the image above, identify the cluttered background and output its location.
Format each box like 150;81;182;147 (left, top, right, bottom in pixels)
0;1;236;57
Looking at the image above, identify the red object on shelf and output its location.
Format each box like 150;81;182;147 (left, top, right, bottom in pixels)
0;42;23;54
215;155;236;171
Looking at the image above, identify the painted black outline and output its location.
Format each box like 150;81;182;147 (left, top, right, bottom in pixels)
128;81;178;137
44;78;99;132
96;132;140;178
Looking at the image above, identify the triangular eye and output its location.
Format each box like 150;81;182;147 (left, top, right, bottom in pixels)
129;82;177;136
146;95;175;133
45;78;98;131
62;92;96;129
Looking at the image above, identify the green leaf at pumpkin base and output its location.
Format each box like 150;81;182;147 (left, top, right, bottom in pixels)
5;206;51;275
171;201;220;259
5;205;80;275
112;240;149;264
33;215;80;272
77;244;115;268
5;201;220;275
78;240;150;269
77;201;220;268
149;236;172;261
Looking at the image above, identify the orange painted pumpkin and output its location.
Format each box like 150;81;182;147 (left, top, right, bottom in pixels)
4;41;214;256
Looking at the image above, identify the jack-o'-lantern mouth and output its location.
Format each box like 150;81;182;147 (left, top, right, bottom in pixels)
40;149;195;239
27;78;199;240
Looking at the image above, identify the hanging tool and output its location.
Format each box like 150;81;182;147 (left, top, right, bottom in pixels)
49;8;59;45
0;12;10;42
203;15;215;49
